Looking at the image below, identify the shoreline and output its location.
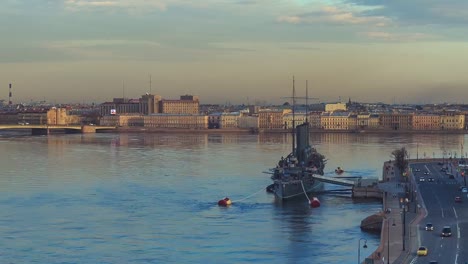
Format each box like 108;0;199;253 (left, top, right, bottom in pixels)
109;127;468;134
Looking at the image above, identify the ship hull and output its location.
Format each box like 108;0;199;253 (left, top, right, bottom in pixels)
272;179;323;200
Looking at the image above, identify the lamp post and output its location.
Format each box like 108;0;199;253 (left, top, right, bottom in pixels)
358;238;368;264
402;200;408;251
387;217;396;264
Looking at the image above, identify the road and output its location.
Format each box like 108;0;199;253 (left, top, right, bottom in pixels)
408;161;468;264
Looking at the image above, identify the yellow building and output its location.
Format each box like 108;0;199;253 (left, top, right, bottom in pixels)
356;114;370;129
320;112;350;130
369;114;380;129
325;103;347;112
413;114;440;130
440;112;465;130
159;95;199;114
220;112;240;128
144;114;208;129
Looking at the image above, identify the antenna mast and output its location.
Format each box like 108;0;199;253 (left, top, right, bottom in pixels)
149;74;152;94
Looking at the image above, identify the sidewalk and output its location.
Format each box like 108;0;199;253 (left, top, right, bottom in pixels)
366;161;424;264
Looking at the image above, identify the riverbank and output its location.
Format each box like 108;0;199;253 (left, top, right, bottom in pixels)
111;127;468;134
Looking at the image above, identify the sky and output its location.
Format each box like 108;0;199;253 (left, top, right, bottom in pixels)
2;0;468;105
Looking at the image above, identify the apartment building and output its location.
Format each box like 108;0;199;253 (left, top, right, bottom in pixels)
258;109;290;129
413;114;440;130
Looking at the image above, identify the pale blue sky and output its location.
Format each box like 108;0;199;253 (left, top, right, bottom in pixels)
1;0;468;104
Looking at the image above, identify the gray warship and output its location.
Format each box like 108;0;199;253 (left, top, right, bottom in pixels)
267;122;326;200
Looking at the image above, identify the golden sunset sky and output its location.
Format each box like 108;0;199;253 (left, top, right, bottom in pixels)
1;0;468;104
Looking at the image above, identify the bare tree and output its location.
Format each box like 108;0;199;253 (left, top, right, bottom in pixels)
392;147;408;176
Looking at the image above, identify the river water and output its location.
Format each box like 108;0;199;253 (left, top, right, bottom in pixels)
0;131;465;263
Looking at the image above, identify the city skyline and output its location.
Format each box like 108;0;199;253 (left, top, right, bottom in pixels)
1;1;468;105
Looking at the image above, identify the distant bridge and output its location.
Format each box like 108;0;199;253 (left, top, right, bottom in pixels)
0;124;117;135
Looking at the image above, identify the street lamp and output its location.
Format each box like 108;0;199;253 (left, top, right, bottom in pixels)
401;199;408;251
386;217;396;264
358;238;368;264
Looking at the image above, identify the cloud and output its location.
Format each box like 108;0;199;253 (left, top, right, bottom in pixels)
42;39;161;59
359;31;437;41
64;0;168;11
277;5;391;27
345;0;468;26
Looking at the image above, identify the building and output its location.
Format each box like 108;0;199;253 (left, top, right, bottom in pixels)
320;112;350;130
325;103;347;112
413;114;440;130
47;107;82;125
220;112;240;129
356;114;370;130
283;112;307;129
258;109;290;129
139;94;162;115
369;114;380;129
379;113;412;130
238;116;258;129
145;114;208;129
348;114;358;130
100;98;140;116
308;111;322;129
159;95;199;114
440;112;465;130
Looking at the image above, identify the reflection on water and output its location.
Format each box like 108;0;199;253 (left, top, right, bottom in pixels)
0;131;465;263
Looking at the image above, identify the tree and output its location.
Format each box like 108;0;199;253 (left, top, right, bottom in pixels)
392;147;408;175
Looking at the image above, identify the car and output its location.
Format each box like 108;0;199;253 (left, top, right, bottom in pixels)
449;175;455;179
429;261;438;264
428;177;434;182
462;187;468;193
419;177;425;182
441;167;447;172
459;186;467;191
455;197;462;203
438;162;444;165
441;226;452;237
425;223;434;231
417;246;428;256
424;171;430;175
414;168;421;172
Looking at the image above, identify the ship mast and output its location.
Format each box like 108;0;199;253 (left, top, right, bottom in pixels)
292;76;296;156
305;80;308;124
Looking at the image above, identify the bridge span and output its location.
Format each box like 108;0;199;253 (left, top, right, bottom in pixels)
312;174;358;186
0;124;116;135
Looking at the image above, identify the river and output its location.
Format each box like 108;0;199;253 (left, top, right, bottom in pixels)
0;131;465;263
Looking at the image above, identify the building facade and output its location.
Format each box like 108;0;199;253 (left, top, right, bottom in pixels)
258;109;290;129
159;95;199;115
413;114;440;130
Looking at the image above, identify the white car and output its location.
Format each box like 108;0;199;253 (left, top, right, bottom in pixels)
462;187;468;193
419;177;425;182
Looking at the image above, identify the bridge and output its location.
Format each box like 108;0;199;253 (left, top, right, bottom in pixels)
0;124;117;135
312;174;358;186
